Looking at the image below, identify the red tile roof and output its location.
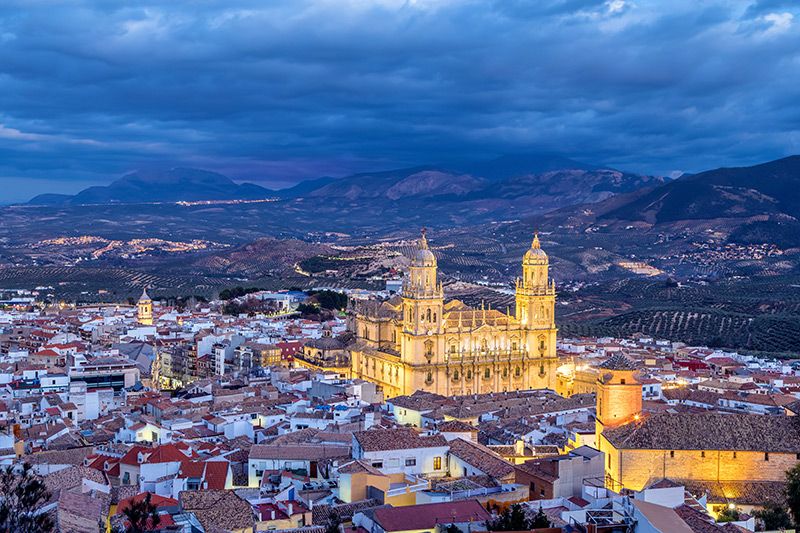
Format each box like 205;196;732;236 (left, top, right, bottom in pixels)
373;501;490;532
116;493;179;515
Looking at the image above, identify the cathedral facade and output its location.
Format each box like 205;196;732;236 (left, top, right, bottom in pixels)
348;230;558;398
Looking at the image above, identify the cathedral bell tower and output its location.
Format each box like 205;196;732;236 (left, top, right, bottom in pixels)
401;229;444;365
137;287;153;326
515;233;557;354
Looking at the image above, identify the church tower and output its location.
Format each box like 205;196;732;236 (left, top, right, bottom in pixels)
515;233;558;386
595;353;642;437
401;229;444;366
137;287;153;326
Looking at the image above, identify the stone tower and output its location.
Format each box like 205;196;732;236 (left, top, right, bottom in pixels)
401;229;444;367
137;287;153;326
515;233;558;386
595;353;642;437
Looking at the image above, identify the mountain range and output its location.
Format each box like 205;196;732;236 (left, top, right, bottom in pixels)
599;155;800;223
29;168;274;205
28;154;666;215
19;154;800;253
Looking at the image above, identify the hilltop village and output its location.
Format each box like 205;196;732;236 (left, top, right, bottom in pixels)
1;233;799;532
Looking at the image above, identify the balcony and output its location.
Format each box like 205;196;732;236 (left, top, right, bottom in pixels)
386;474;430;498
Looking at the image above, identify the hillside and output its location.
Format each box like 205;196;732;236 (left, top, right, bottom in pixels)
193;237;334;278
600;155;800;224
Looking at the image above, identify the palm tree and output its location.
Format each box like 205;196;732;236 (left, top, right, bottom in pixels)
0;463;54;533
122;492;161;533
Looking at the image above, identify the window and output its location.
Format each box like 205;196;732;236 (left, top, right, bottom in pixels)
466;370;472;380
765;453;770;462
701;451;705;458
450;344;457;354
515;367;521;377
453;370;460;380
620;379;626;385
484;368;490;379
433;456;442;470
372;461;384;468
670;450;674;458
607;455;611;467
733;452;737;459
405;458;416;466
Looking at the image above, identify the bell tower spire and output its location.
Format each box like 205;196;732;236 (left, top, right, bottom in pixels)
137;287;153;326
514;231;557;387
401;229;444;362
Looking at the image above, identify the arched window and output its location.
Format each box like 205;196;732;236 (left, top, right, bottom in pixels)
484;368;490;379
503;367;508;378
453;370;460;380
426;309;431;322
433;312;437;323
515;366;521;377
466;370;472;380
426;371;433;383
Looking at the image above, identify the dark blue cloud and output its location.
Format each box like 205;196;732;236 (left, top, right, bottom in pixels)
0;0;799;202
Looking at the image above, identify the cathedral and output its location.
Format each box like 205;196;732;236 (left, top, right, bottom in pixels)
348;230;558;398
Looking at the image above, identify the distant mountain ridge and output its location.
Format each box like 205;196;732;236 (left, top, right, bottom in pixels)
28;153;661;211
599;155;800;224
29;168;274;205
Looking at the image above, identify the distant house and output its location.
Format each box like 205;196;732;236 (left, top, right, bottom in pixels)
515;445;604;500
248;443;351;487
352;428;449;478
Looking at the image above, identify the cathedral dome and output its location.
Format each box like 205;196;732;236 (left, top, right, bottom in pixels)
412;230;437;267
523;233;548;265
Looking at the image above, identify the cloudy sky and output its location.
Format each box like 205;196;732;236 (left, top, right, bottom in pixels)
1;0;799;202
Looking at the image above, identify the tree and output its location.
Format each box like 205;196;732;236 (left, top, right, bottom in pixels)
122;492;161;533
716;506;740;523
531;506;551;528
486;503;532;531
310;290;348;311
325;510;342;533
297;303;321;316
0;462;54;533
787;462;800;525
754;502;792;531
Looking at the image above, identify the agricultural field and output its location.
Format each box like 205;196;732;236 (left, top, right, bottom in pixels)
558;275;800;356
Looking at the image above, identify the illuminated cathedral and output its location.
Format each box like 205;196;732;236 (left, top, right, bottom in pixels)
348;230;558;398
